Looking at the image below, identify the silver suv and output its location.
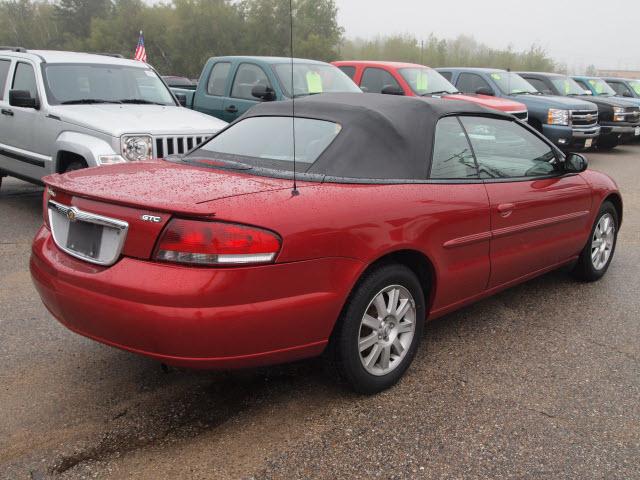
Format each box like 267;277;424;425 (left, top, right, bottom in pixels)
0;48;226;188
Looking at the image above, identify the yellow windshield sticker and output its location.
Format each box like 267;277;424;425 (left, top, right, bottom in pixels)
491;73;502;80
416;72;428;90
306;71;323;93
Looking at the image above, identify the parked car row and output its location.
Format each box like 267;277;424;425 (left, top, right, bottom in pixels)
2;47;637;191
0;47;625;394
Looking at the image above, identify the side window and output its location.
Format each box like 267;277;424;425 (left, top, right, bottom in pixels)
456;73;492;95
360;67;401;93
12;62;38;99
460;116;559;179
231;63;271;100
430;117;478;179
574;79;590;92
0;59;10;99
206;62;231;96
525;77;551;94
337;66;356;80
608;81;631;96
439;71;452;82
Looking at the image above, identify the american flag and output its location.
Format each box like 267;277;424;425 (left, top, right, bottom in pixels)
133;31;147;62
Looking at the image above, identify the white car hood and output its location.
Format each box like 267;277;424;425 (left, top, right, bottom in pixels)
49;104;227;137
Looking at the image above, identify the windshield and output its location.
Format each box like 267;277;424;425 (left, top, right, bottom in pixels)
586;78;616;96
490;72;539;95
274;63;361;98
43;64;176;106
630;81;640;96
398;67;458;95
551;76;588;95
189;116;342;172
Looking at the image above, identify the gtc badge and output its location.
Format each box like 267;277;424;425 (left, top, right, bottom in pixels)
66;209;77;222
141;214;162;223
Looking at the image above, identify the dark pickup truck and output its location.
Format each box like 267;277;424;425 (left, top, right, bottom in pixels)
437;68;600;151
171;56;361;123
519;72;640;149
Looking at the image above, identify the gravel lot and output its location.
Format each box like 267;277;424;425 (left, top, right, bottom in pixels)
1;146;639;479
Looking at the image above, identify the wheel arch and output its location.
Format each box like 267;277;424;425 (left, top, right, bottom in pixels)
604;192;623;227
56;151;88;173
339;249;437;323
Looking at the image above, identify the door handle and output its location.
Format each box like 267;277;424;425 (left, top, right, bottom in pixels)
1;109;13;116
225;105;238;113
497;203;515;217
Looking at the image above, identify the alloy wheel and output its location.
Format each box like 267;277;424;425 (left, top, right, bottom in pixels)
591;213;615;271
358;285;416;376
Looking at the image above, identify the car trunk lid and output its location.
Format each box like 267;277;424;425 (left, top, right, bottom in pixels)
43;160;296;262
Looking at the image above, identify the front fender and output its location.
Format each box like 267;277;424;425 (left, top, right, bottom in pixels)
54;132;118;169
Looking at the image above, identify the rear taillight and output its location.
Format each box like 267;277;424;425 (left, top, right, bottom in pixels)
154;219;281;266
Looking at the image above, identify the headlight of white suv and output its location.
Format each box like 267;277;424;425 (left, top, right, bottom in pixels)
121;135;153;161
547;109;569;126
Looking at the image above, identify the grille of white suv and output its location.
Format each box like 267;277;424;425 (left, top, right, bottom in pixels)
154;135;211;158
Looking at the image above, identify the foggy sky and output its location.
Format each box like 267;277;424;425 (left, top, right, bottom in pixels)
335;0;638;72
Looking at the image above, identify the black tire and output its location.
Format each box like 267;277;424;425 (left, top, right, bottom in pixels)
330;263;425;394
63;160;87;173
571;201;618;282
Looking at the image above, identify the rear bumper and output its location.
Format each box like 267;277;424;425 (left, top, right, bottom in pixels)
542;124;600;150
30;226;363;369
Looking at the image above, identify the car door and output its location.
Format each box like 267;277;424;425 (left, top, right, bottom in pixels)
197;61;232;120
0;60;49;181
222;63;272;122
459;115;592;288
426;116;491;312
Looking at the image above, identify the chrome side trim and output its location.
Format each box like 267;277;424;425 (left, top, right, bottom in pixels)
48;200;129;266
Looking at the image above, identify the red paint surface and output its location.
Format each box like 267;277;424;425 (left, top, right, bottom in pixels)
31;160;620;369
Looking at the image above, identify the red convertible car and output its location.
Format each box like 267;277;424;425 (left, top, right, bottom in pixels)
31;93;621;393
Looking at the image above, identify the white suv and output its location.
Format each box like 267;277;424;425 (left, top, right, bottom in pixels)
0;48;226;188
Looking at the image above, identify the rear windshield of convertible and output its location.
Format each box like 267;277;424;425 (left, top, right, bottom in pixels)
191;116;342;172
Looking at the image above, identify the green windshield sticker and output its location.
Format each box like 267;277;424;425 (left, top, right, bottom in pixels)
631;82;640;95
306;71;323;93
563;80;571;95
490;73;502;80
416;73;428;90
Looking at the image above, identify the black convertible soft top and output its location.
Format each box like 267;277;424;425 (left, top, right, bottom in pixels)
242;93;512;180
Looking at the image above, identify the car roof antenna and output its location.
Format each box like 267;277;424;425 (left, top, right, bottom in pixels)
289;0;299;196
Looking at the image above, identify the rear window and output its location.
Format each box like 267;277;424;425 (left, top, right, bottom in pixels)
192;116;341;172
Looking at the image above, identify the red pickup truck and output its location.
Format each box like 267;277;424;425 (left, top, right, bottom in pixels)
333;61;528;121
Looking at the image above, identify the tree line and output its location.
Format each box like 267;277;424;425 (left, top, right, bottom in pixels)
0;0;558;77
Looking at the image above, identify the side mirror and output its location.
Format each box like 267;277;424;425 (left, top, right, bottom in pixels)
380;85;404;96
623;90;633;98
251;85;276;101
9;90;39;109
564;153;588;173
476;86;494;96
175;93;187;107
